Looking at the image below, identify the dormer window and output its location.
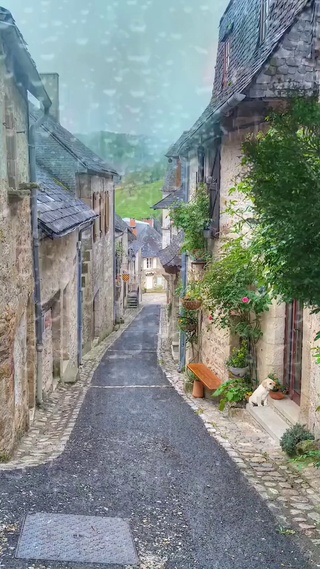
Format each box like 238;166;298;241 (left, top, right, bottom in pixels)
260;0;270;44
222;39;230;88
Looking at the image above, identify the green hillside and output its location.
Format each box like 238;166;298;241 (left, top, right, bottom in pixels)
116;180;163;220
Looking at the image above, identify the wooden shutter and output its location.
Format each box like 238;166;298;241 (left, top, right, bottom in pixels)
105;192;109;233
176;160;182;188
5;97;17;189
93;193;100;242
209;146;221;238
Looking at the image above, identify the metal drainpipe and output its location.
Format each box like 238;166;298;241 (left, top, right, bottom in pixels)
178;157;190;373
112;181;116;328
29;104;51;406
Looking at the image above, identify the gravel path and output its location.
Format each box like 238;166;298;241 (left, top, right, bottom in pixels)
0;305;313;568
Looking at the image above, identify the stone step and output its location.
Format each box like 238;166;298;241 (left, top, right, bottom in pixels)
269;397;300;427
246;403;289;443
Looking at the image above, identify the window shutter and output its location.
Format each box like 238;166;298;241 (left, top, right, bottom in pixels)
5;99;17;189
99;193;103;235
93;193;100;242
105;192;109;233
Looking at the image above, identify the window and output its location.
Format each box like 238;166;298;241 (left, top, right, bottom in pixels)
146;258;153;269
222;39;230;88
5;95;17;189
260;0;270;44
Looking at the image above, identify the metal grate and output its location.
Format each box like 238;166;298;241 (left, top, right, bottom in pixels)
16;513;139;565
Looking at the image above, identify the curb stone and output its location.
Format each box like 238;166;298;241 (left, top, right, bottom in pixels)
0;306;143;472
157;306;320;566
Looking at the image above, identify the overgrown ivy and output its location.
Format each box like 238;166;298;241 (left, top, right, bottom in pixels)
169;183;210;258
237;97;320;310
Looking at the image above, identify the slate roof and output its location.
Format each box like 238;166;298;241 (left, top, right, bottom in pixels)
30;106;118;182
0;8;50;106
165;131;189;158
158;232;184;269
178;0;310;152
152;186;184;210
37;166;97;238
132;224;162;259
115;214;130;233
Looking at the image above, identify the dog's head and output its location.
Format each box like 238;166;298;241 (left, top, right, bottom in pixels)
262;378;276;391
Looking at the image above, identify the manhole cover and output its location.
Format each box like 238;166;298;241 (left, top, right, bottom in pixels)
16;513;139;565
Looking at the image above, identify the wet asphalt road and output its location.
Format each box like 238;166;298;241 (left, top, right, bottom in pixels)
0;305;312;568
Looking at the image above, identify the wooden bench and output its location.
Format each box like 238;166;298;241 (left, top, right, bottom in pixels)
187;363;222;392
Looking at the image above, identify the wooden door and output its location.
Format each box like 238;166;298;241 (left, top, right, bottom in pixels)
283;301;303;405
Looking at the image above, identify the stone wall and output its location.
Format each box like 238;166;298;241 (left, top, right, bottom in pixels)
77;173;115;353
198;121;284;383
0;58;35;456
40;232;78;390
248;4;318;99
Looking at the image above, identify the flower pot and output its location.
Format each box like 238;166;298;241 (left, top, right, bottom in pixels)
182;298;202;310
270;391;286;400
192;380;204;398
228;366;249;378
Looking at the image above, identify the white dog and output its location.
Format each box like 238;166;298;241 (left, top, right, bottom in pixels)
248;378;276;407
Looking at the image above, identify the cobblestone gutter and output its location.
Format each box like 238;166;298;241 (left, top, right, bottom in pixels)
0;307;142;472
157;306;320;566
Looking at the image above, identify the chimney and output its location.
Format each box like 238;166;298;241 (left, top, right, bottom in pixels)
130;218;137;236
39;73;60;122
142;219;154;228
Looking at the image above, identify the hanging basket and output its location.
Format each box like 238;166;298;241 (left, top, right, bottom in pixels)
183;323;197;332
182;298;202;310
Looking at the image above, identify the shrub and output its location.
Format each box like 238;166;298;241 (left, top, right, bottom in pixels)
280;424;314;457
212;378;253;411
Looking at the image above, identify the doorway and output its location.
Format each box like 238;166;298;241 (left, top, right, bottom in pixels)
283;301;303;405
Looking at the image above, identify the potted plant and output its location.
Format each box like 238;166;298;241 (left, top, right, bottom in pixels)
181;281;202;310
226;341;249;377
187;370;204;398
178;310;198;333
268;373;287;400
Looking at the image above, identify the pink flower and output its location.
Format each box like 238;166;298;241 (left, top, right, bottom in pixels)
209;315;213;321
242;297;250;304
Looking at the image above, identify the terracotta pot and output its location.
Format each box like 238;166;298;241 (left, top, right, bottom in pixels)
192;381;204;398
270;391;286;400
182;298;202;310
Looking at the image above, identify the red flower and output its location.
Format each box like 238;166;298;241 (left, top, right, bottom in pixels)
242;297;250;304
209;315;213;321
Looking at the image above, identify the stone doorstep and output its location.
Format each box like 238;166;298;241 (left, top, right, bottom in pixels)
246;404;289;443
268;397;300;427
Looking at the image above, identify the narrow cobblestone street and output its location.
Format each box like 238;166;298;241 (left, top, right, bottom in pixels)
0;302;315;568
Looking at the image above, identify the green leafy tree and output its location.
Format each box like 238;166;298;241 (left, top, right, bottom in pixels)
238;97;320;309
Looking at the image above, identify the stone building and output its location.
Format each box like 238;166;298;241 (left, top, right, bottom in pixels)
114;215;141;318
124;219;166;292
0;8;51;456
37;166;96;392
30;77;118;356
167;0;320;436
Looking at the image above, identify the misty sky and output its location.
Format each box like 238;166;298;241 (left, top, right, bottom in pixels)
6;0;229;144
